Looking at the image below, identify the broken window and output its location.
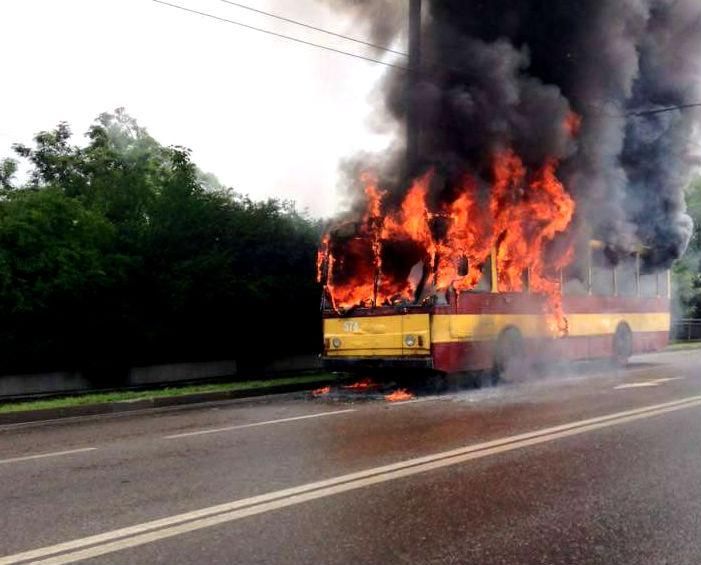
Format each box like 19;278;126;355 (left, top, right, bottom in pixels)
591;248;614;296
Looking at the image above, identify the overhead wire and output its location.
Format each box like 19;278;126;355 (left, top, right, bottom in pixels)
152;0;495;77
151;0;410;71
153;1;701;119
583;102;701;119
215;0;407;57
626;103;701;117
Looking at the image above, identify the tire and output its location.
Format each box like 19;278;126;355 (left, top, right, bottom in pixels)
613;323;633;367
493;327;525;384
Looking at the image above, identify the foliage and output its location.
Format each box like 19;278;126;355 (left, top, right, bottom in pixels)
672;177;701;319
0;110;322;375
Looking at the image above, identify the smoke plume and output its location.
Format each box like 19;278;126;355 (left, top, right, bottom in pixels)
328;0;701;267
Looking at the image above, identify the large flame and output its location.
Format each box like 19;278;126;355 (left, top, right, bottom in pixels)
319;150;575;335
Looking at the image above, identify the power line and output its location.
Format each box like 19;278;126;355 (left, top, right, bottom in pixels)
152;0;409;71
152;1;474;77
584;102;701;119
216;0;407;57
151;0;701;119
627;103;701;117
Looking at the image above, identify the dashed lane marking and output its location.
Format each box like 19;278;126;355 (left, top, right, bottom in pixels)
0;447;97;465
614;377;685;390
163;409;357;439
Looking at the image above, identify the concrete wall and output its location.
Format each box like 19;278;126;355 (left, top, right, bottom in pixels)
129;360;238;386
0;355;325;400
0;360;238;400
259;355;321;374
0;371;92;398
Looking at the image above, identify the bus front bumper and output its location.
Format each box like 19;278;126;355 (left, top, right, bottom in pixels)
322;356;434;371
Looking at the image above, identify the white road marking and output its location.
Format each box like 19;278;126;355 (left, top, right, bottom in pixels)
163;409;356;439
614;377;685;390
4;394;701;565
0;447;97;465
386;397;437;406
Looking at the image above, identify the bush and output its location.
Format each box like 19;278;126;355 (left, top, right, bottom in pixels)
0;110;322;375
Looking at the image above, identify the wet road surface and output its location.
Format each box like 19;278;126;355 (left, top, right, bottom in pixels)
1;349;701;564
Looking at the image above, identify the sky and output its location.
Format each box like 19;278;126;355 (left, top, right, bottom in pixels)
0;0;404;217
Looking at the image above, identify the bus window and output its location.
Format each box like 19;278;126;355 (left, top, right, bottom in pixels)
658;270;669;298
617;255;637;297
640;269;657;297
474;256;492;293
563;265;588;296
591;249;614;296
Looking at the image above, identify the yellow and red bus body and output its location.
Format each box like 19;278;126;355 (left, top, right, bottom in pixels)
322;289;670;374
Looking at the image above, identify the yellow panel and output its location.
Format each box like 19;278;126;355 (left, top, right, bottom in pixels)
433;314;548;343
324;314;431;357
325;311;670;354
567;312;670;336
431;312;670;344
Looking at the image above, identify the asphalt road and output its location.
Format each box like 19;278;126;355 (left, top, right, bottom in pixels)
1;349;701;564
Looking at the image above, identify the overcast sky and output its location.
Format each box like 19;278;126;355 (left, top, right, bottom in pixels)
0;0;404;217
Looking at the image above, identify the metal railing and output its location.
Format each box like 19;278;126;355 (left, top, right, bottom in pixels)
672;319;701;341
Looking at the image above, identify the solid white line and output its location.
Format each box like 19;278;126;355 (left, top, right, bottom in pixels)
163;409;356;439
3;394;701;565
0;447;97;465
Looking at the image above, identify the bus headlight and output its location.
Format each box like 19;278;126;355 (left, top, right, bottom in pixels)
405;335;417;347
332;337;342;349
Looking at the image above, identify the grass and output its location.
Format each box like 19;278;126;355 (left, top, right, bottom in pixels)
0;373;336;415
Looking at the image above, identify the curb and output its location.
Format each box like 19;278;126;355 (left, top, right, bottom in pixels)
0;379;335;426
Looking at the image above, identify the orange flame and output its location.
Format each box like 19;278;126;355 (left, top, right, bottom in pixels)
342;378;378;391
312;385;331;397
564;111;582;137
316;234;329;283
384;389;415;402
436;176;493;292
320;149;575;334
490;151;575;334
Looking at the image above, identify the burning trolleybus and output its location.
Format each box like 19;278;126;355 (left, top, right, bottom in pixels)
317;168;671;379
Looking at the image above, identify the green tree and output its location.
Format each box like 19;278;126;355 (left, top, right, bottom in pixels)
672;177;701;319
0;158;17;191
0;110;322;375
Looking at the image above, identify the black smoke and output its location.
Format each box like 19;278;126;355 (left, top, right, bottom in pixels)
327;0;701;267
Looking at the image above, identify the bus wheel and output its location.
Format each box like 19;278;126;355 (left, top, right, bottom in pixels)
613;323;633;367
493;327;525;384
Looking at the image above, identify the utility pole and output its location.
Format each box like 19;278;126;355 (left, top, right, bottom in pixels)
406;0;422;174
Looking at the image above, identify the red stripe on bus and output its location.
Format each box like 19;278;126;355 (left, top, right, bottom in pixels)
432;331;669;373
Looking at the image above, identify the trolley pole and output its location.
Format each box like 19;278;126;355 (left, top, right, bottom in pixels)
406;0;422;174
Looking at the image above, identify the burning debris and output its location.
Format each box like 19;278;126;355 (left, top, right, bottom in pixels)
310;379;420;402
312;385;332;397
342;378;379;391
384;389;416;402
318;0;701;319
